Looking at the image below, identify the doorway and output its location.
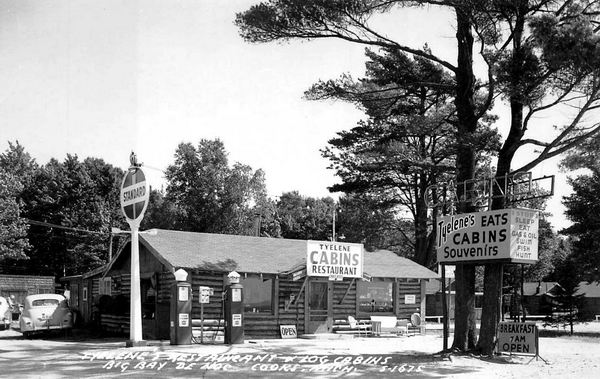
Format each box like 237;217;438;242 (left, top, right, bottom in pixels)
306;279;333;334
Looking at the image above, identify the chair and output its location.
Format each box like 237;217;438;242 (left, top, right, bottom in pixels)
347;316;371;337
408;313;423;335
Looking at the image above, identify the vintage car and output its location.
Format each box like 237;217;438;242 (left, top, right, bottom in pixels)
19;294;73;336
0;297;10;330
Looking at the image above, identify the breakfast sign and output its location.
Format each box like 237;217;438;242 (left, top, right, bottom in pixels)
436;208;539;264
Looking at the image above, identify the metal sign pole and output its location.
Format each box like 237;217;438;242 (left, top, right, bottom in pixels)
200;300;205;344
119;157;149;347
129;223;143;343
441;264;448;351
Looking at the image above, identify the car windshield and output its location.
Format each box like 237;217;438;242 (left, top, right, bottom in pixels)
31;299;60;307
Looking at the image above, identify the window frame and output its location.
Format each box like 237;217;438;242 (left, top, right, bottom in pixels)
240;273;275;315
356;279;396;316
99;277;112;296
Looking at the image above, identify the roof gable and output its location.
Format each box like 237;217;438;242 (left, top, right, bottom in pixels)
522;282;560;296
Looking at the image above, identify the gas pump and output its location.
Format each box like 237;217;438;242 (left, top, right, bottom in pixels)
224;271;244;344
170;268;192;345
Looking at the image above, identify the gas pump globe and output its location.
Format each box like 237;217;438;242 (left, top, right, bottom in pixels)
224;271;244;344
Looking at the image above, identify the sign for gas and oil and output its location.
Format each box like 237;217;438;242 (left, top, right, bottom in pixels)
436;208;539;264
120;167;149;225
497;321;538;355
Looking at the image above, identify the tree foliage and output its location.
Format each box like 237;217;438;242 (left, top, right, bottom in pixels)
276;191;335;240
0;172;30;262
237;0;600;354
0;142;35;263
1;142;124;276
562;173;600;279
551;256;586;334
147;139;274;236
308;47;499;267
336;194;412;256
20;156;123;276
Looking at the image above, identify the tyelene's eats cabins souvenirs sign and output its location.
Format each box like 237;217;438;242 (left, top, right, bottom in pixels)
436;208;539;264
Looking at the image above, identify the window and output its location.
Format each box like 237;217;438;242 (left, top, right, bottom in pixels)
99;278;112;296
71;284;79;308
83;287;88;302
32;299;59;307
141;277;156;320
358;281;394;313
241;274;273;313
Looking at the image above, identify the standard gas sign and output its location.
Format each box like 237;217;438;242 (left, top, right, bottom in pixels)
120;167;149;224
436;208;539;264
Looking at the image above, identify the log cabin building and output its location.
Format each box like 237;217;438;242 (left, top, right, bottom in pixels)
64;229;438;339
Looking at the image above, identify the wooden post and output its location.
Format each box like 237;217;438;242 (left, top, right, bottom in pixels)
520;264;526;322
441;264;448;351
200;301;204;343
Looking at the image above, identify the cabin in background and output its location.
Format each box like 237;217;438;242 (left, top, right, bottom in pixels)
0;274;55;305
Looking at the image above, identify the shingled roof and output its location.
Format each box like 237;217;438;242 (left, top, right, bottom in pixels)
363;249;438;279
118;229;438;279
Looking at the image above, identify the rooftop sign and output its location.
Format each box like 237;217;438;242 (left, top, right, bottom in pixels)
436;208;539;264
306;241;363;280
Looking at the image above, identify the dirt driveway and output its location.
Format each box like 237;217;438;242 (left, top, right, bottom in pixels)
0;326;599;378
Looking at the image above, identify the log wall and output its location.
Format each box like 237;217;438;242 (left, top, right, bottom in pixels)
99;268;428;339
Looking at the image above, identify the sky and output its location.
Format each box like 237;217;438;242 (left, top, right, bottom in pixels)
0;0;574;231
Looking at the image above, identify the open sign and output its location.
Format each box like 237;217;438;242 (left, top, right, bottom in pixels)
279;325;297;339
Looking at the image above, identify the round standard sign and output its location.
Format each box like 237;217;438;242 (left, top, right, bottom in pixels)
120;166;149;224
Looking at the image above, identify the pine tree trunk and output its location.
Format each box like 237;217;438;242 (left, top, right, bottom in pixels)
477;263;503;354
451;5;478;351
477;4;527;354
452;264;477;350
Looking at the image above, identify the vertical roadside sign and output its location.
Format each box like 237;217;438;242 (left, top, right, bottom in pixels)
120;161;149;347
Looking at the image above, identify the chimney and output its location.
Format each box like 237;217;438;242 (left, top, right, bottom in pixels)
253;213;262;237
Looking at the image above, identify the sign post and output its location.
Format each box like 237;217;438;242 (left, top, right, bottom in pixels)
199;286;212;343
496;321;547;363
120;158;149;347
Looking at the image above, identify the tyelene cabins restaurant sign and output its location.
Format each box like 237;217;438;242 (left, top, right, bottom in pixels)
307;241;363;280
436;208;539;264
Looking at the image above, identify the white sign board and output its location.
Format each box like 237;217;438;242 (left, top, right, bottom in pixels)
279;325;297;339
232;313;242;327
178;286;189;302
436;208;539;264
497;322;538;355
405;294;416;304
306;241;363;280
178;313;189;327
199;286;212;304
